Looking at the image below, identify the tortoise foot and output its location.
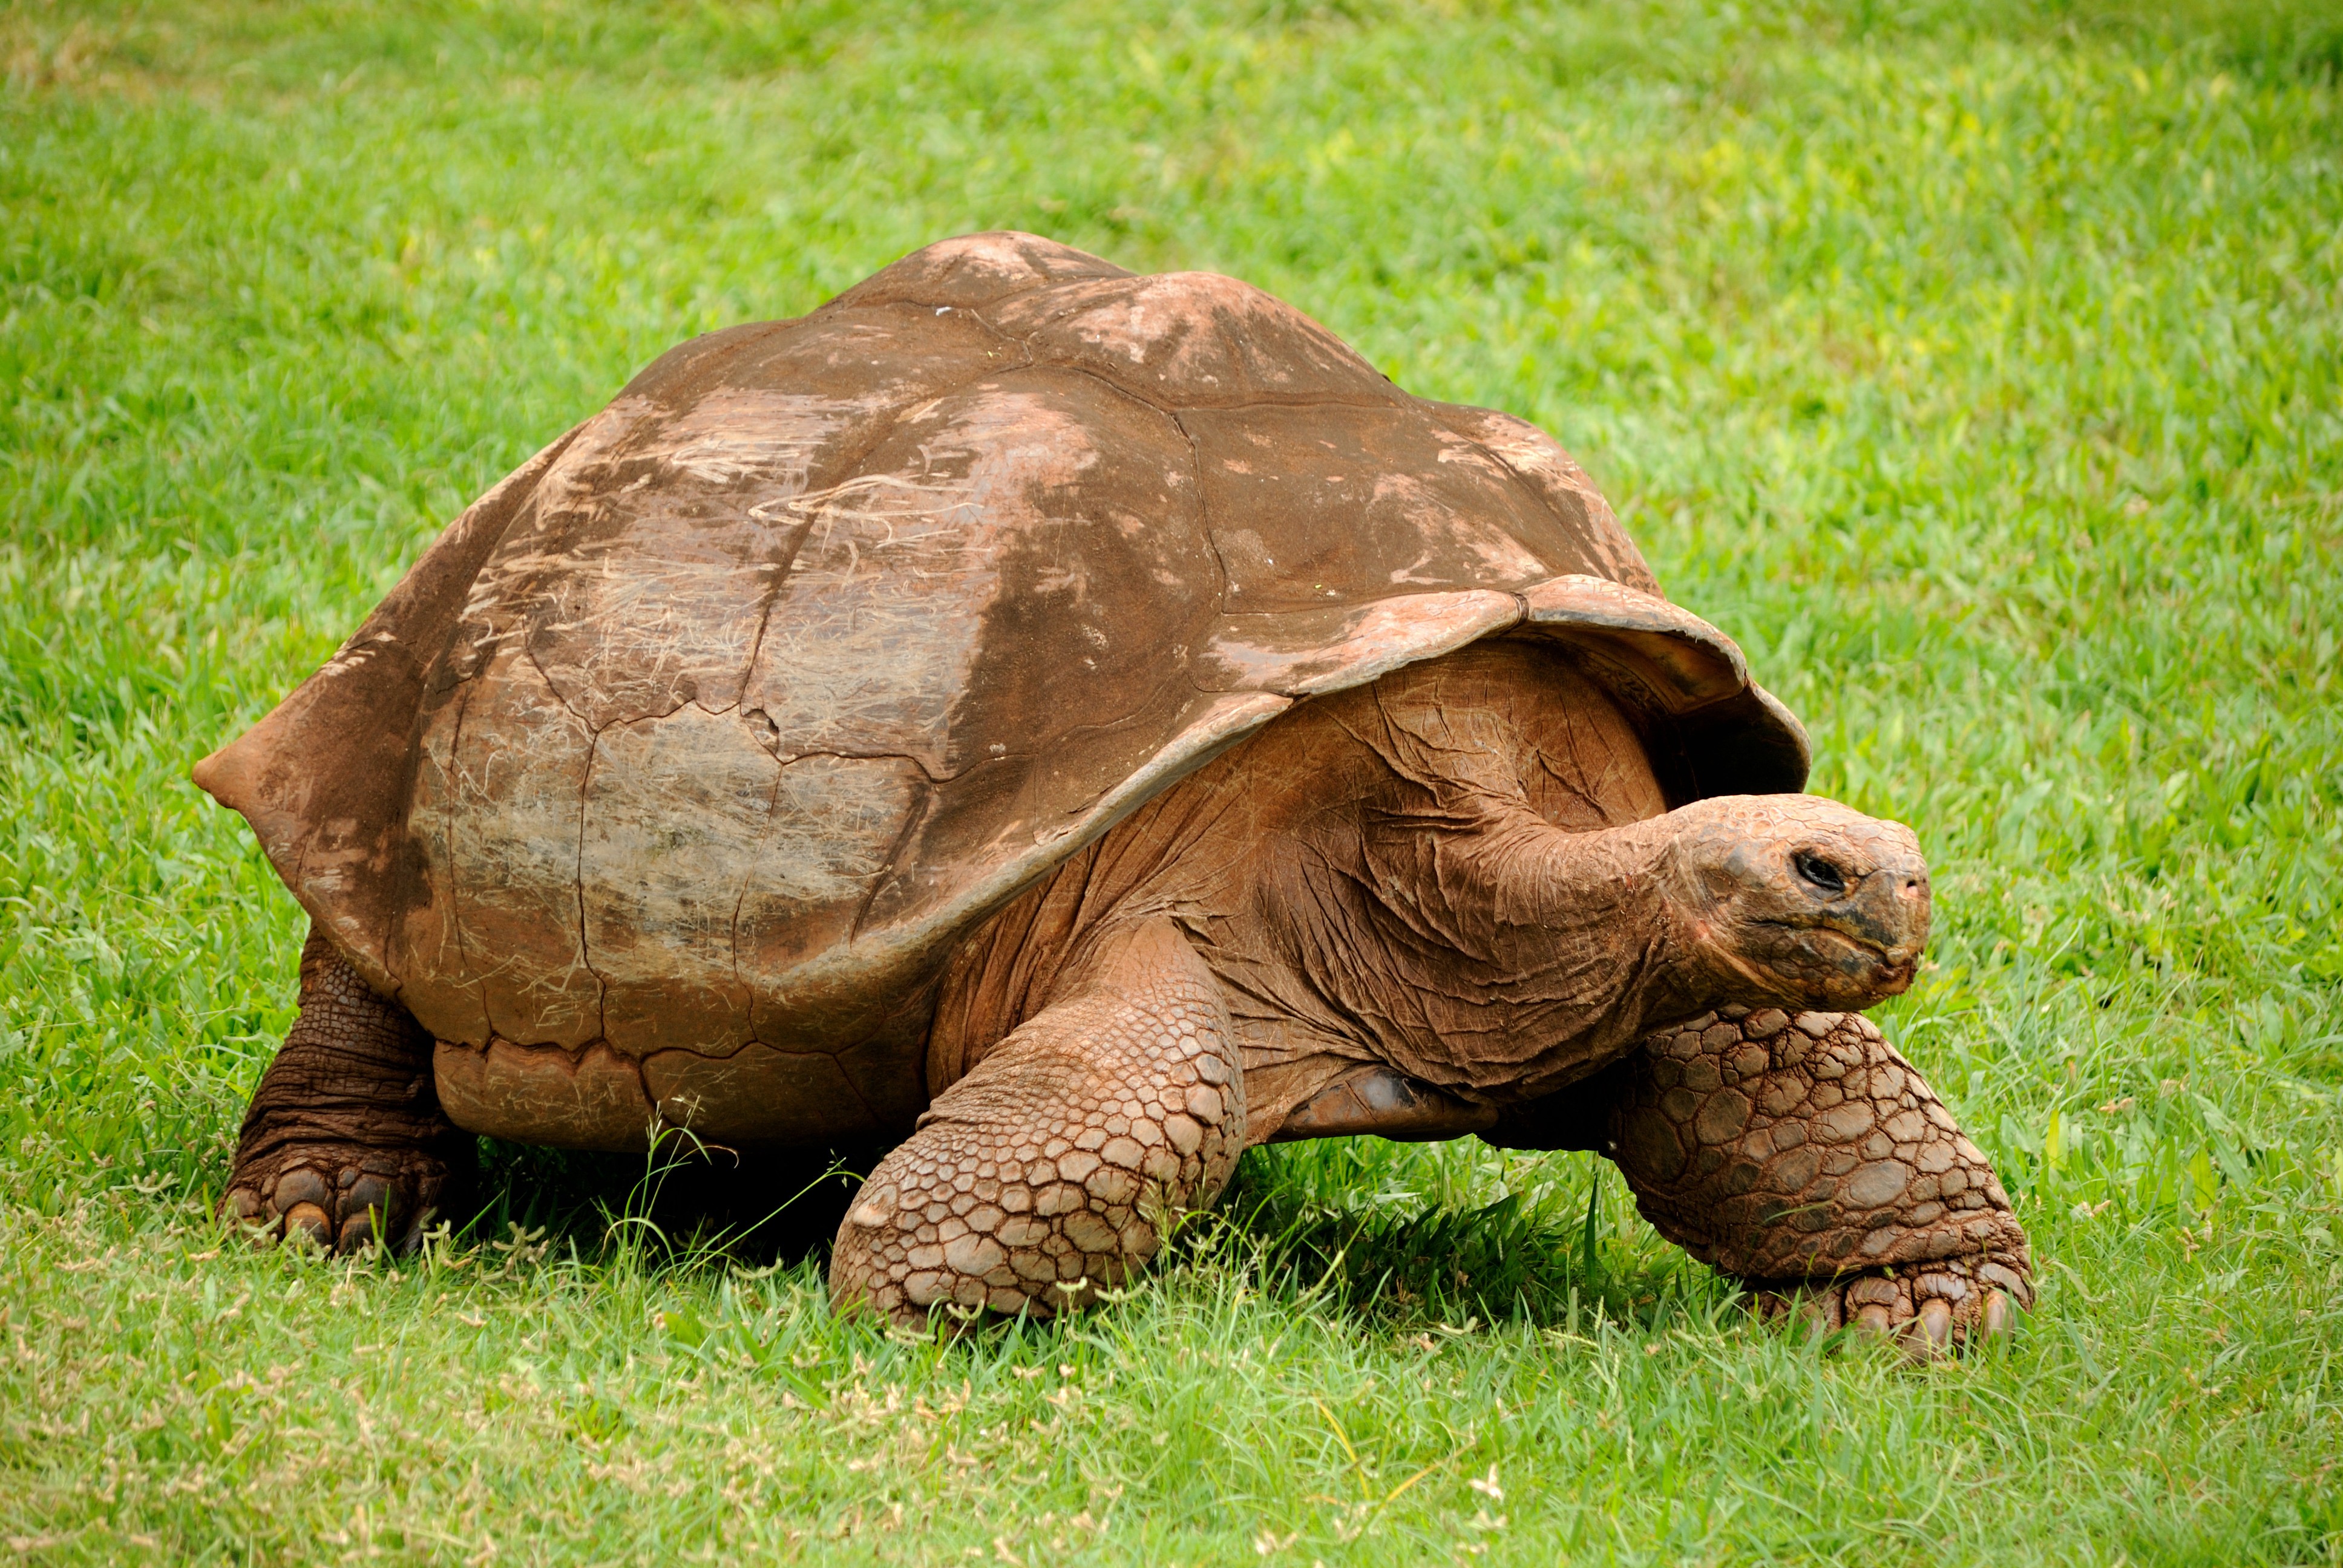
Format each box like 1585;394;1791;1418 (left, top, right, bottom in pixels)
1749;1252;2033;1361
221;1141;459;1256
220;926;473;1258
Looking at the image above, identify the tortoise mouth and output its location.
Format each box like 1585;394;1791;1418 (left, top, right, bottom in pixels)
1754;921;1918;998
1870;955;1918;995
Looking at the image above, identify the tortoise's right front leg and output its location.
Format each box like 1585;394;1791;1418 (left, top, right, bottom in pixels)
220;924;474;1253
831;918;1245;1324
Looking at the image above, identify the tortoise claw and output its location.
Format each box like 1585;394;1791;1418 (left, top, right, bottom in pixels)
281;1202;333;1249
1747;1253;2031;1359
1901;1296;1955;1362
335;1210;376;1252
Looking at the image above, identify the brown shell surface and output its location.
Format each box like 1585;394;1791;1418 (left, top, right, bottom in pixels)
195;232;1808;1145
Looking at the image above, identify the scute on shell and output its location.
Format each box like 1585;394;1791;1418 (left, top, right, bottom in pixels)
194;232;1809;1151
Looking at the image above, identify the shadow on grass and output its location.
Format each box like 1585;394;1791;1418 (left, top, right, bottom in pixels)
1219;1145;1730;1336
456;1130;880;1272
447;1126;1731;1335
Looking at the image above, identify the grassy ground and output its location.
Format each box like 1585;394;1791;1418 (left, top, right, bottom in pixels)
4;0;2341;1561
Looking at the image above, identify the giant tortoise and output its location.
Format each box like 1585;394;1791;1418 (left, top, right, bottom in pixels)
198;233;2030;1352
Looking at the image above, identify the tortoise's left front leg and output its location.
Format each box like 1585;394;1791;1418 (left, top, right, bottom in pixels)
830;918;1245;1324
1489;1009;2031;1357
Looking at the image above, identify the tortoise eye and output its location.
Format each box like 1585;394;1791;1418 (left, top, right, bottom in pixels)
1793;850;1849;897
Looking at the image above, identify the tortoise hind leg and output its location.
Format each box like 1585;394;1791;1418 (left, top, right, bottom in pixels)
220;924;474;1253
830;918;1245;1325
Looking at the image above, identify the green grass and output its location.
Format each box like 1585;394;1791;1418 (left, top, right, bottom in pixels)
3;0;2340;1560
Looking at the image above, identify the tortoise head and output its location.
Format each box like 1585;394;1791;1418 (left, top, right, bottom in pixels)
1662;794;1931;1013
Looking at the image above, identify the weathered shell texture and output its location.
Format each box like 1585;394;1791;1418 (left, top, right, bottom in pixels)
195;232;1809;1149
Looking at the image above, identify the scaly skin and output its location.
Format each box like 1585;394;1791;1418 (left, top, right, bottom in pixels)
218;926;472;1253
830;919;1245;1324
1605;1007;2031;1357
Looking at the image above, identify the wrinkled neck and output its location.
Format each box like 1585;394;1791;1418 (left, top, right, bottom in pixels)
1369;806;1720;1091
1506;810;1719;1012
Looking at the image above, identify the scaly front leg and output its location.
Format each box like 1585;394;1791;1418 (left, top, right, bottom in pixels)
830;918;1245;1324
1490;1008;2030;1357
1620;1008;2031;1354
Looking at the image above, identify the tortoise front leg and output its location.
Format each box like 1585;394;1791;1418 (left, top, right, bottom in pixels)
831;918;1245;1324
1489;1009;2031;1357
219;924;474;1253
1607;1008;2031;1354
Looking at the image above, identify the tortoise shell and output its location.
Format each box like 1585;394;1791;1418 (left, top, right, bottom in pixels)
194;233;1807;1145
